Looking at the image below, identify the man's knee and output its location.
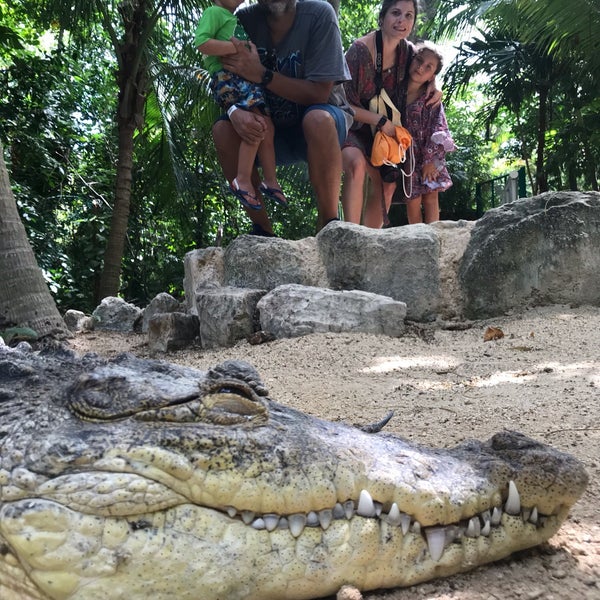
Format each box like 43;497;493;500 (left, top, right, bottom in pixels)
302;108;336;140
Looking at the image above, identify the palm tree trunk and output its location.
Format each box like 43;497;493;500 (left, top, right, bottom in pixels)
97;0;148;301
0;144;68;338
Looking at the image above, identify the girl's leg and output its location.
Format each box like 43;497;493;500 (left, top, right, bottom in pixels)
406;196;423;224
341;147;369;224
422;191;440;223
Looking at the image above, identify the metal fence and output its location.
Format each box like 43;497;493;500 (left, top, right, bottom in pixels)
475;167;527;217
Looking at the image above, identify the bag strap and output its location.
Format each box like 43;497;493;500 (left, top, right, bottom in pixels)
374;29;384;92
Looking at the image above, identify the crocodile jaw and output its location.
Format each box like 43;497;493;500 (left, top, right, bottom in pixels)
0;498;569;600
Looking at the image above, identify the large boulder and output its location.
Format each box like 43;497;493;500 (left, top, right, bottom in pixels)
459;191;600;318
317;222;440;321
257;284;407;339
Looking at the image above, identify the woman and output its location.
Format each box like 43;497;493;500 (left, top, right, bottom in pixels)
341;0;437;228
403;42;455;223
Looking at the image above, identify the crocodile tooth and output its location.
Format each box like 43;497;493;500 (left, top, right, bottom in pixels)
505;480;521;515
465;517;480;538
251;517;265;530
241;510;255;525
278;517;289;530
333;503;345;519
384;502;401;526
400;512;411;535
411;521;421;534
288;514;306;538
481;519;491;536
491;506;502;525
425;527;446;562
306;511;319;527
522;508;531;522
318;509;333;530
226;506;237;518
529;506;538;524
480;510;491;536
357;489;376;517
263;514;279;532
343;500;355;519
374;501;383;516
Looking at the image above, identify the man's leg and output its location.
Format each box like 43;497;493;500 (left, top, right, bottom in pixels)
302;108;343;228
212;118;273;233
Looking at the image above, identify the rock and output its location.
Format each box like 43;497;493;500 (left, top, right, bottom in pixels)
223;235;328;290
101;191;600;351
142;293;183;333
317;221;440;321
257;284;407;339
183;248;225;314
196;287;266;349
147;312;199;353
64;309;94;333
459;191;600;318
92;297;142;332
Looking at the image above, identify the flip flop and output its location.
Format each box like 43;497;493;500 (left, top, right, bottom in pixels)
229;178;262;210
259;182;288;207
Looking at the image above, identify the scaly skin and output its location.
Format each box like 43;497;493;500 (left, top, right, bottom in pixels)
0;348;588;600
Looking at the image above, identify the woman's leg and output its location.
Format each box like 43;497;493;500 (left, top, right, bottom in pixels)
341;147;369;224
362;166;391;228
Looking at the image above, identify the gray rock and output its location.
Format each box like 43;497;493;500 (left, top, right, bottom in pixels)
92;297;142;332
64;309;95;332
459;191;600;318
196;287;266;349
142;293;183;333
317;222;440;321
183;247;225;313
223;235;328;290
257;284;407;339
147;312;199;353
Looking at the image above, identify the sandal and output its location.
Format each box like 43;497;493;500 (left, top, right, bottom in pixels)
229;179;262;210
259;182;288;207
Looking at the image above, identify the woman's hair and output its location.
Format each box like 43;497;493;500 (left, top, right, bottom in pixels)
414;41;444;75
378;0;419;29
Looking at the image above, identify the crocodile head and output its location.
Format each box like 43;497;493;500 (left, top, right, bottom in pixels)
0;349;588;600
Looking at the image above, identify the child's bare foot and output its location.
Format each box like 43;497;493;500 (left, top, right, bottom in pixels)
259;181;288;207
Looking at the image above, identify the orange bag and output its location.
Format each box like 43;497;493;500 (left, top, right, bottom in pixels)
371;125;412;167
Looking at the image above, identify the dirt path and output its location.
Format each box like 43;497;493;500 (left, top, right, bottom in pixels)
71;304;600;600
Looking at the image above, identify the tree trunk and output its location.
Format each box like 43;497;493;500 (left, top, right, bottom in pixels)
0;144;68;338
535;84;549;194
97;0;148;301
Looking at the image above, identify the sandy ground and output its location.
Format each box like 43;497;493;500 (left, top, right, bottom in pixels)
70;304;600;600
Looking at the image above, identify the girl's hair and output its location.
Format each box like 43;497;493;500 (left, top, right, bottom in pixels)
414;41;444;75
378;0;419;29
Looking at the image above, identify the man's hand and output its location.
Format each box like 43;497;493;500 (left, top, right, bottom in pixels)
221;38;263;83
229;107;267;145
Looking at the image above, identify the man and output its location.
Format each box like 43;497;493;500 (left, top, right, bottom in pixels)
212;0;352;235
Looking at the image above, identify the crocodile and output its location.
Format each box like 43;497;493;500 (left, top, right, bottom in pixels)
0;345;588;600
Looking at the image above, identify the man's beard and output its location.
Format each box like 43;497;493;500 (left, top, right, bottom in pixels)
263;0;295;17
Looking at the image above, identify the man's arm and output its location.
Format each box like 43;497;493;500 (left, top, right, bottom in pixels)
222;39;334;105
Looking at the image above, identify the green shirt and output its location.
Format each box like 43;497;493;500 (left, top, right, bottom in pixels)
195;5;248;75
